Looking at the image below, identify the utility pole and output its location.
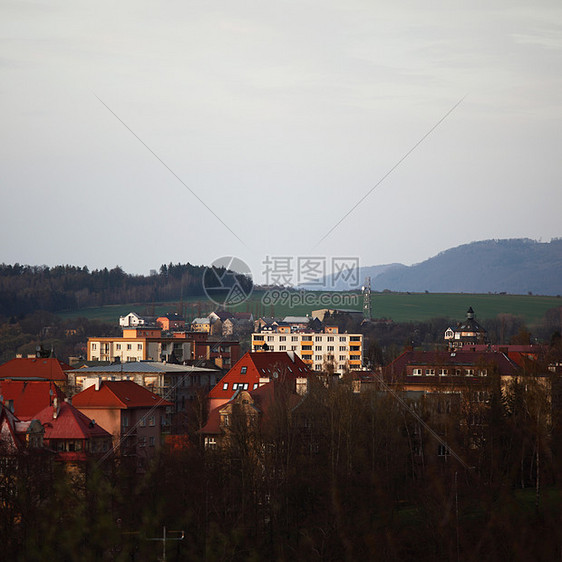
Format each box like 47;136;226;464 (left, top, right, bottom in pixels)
146;526;185;562
362;277;372;320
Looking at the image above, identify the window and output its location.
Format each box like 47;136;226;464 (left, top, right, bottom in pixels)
149;416;155;427
479;369;488;376
438;444;450;457
340;336;346;342
425;369;435;375
412;368;422;376
291;346;297;351
327;346;334;351
116;344;121;350
253;383;258;390
149;437;155;447
315;365;322;371
122;413;129;427
243;383;249;390
139;436;146;448
315;346;322;351
280;345;286;350
350;355;361;361
241;366;247;374
439;369;448;376
139;417;146;427
205;437;217;450
466;369;475;376
254;335;264;341
232;383;238;390
137;344;142;350
350;336;361;342
223;382;228;390
339;346;346;351
127;344;132;350
291;336;298;341
315;336;322;342
339;355;346;361
279;336;286;341
315;355;322;361
327;336;334;342
267;336;274;341
92;344;97;350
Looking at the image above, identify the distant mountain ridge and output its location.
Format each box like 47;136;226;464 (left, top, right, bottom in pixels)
310;239;562;295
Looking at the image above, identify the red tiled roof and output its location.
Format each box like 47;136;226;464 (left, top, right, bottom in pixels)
209;351;311;401
34;401;111;440
0;380;66;420
72;381;172;409
0;358;71;382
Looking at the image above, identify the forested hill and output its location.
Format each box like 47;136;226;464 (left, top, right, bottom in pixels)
371;238;562;295
0;263;251;318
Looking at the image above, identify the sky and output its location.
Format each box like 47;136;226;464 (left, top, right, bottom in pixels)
1;0;561;284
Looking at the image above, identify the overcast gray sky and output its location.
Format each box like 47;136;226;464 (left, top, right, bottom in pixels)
1;0;561;282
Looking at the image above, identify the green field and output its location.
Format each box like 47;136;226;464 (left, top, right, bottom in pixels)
57;290;561;327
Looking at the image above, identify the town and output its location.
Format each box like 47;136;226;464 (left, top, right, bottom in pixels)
2;302;562;560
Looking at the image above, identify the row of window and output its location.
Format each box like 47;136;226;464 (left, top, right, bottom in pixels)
411;368;488;376
91;343;143;351
222;382;259;391
254;335;356;343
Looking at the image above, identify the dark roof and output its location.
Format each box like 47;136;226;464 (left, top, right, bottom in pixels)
385;350;518;377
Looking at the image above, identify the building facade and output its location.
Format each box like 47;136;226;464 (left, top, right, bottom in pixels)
251;327;363;374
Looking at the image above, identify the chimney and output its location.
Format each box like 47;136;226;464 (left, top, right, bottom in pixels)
95;377;100;391
53;397;60;419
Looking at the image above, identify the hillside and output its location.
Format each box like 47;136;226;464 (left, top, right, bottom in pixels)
371;239;562;295
309;239;562;295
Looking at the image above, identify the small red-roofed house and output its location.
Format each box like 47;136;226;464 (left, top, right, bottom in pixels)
0;357;72;393
200;379;302;450
34;400;112;463
0;380;66;420
72;380;173;461
207;351;312;412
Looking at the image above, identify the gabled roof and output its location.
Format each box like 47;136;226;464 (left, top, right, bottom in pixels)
209;351;311;401
0;358;71;382
72;381;172;409
192;317;211;324
212;310;235;321
34;401;111;440
0;380;66;420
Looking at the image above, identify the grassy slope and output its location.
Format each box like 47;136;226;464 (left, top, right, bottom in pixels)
57;291;561;327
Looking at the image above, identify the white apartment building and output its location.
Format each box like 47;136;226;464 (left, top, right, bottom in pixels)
251;327;362;374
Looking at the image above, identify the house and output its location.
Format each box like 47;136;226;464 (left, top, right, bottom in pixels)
0;379;66;420
34;400;112;462
200;379;304;450
383;349;518;391
191;318;211;333
0;357;72;393
444;307;488;349
87;329;240;368
252;326;363;374
66;361;222;414
0;404;45;453
207;351;312;412
72;380;172;461
156;313;186;331
119;312;153;328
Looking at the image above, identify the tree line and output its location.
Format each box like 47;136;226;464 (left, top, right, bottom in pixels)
2;373;562;561
0;262;253;318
